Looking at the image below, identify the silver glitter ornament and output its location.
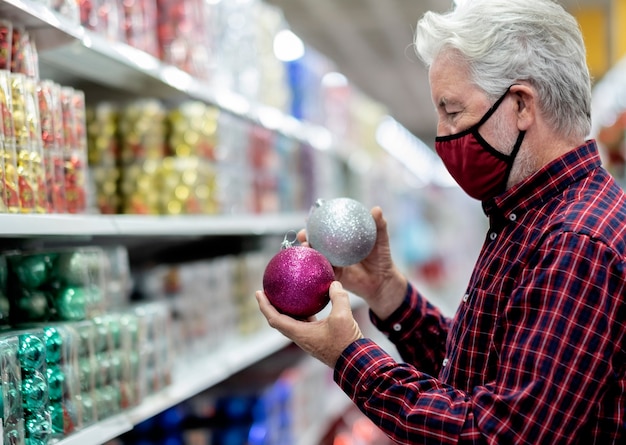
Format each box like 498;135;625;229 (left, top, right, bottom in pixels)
306;197;377;267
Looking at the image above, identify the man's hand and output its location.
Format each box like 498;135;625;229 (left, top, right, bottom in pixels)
256;281;363;368
299;206;407;321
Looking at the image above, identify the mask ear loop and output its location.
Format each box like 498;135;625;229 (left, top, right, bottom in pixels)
504;130;526;177
475;83;519;128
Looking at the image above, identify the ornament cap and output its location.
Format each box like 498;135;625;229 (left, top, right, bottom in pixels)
280;230;298;249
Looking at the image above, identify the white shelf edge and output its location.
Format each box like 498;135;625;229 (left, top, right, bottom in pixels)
0;0;83;43
0;212;307;237
109;213;306;236
52;414;133;445
0;213;117;236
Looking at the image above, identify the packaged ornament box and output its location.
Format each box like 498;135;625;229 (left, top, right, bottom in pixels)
2;246;108;326
0;335;26;445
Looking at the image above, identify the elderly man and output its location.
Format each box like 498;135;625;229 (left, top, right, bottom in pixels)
256;0;626;443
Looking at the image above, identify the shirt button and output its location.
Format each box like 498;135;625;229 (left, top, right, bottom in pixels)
392;323;402;332
489;232;497;241
509;213;517;221
442;358;449;367
462;293;469;303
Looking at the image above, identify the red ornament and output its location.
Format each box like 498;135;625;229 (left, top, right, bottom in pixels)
263;243;334;319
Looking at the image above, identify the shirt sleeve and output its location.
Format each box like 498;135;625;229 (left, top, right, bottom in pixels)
334;231;625;444
368;282;450;376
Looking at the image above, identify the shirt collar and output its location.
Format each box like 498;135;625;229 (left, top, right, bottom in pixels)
482;139;603;218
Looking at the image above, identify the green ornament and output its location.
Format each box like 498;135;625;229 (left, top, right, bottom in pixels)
16;289;51;322
54;287;87;321
108;385;122;411
12;255;51;289
129;351;140;375
21;372;48;411
81;392;95;424
109;352;122;382
54;252;89;286
78;357;93;391
96;387;113;419
75;324;94;357
93;322;109;353
46;366;65;401
24;411;52;442
48;401;65;433
88;284;103;308
108;319;121;348
44;328;63;365
19;335;46;371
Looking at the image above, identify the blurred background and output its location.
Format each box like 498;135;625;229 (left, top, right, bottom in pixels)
1;1;625;444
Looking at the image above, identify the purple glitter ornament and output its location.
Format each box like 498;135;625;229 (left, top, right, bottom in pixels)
263;243;334;319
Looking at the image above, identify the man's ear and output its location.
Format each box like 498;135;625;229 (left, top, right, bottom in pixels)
510;83;535;131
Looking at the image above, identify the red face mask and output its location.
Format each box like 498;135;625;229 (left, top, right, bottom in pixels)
435;86;525;201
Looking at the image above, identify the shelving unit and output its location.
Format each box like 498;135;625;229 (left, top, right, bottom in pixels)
56;329;293;445
0;0;332;149
0;212;308;237
0;1;356;443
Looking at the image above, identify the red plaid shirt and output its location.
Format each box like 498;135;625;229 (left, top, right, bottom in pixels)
335;140;626;444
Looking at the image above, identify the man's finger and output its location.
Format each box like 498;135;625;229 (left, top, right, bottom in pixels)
328;281;351;311
296;228;308;244
255;290;307;337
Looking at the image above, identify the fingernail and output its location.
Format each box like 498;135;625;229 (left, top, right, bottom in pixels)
330;281;342;290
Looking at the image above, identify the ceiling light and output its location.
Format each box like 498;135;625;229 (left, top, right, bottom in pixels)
273;30;305;62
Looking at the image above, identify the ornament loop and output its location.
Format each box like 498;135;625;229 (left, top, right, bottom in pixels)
281;230;298;249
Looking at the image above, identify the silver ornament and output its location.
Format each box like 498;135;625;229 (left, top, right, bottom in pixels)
306;197;377;266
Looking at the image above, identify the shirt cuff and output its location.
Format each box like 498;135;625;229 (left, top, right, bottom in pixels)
368;282;423;343
333;337;397;401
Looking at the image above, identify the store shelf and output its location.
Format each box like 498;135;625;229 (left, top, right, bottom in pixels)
0;3;356;444
0;0;339;139
53;415;133;445
128;328;292;424
0;0;82;48
37;30;333;148
38;33;197;103
55;328;291;445
110;212;307;237
1;0;334;149
0;212;308;238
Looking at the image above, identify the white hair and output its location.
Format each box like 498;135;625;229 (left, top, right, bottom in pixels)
415;0;592;139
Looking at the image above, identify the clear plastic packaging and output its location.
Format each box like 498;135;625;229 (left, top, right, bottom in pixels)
73;319;97;425
0;335;26;445
16;330;53;445
4;246;107;324
43;324;83;437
